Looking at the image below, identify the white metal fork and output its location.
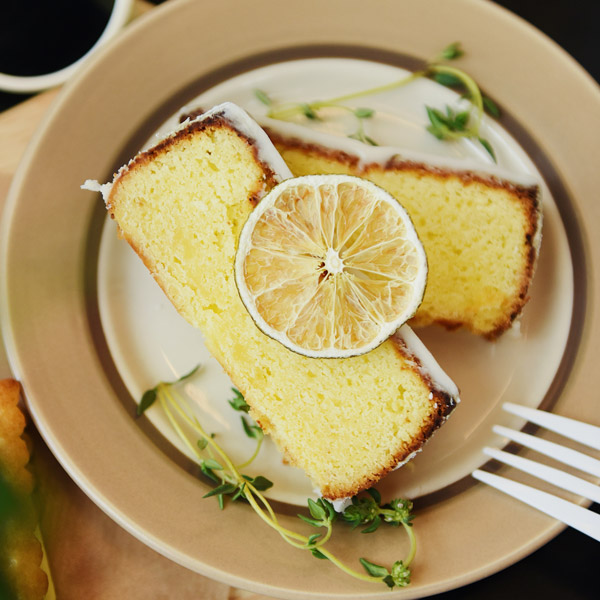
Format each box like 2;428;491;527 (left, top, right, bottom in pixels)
472;402;600;542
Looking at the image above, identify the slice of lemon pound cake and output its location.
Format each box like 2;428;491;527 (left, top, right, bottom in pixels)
86;103;459;500
260;119;542;339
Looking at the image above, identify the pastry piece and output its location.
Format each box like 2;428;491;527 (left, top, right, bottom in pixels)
260;118;542;339
84;103;459;499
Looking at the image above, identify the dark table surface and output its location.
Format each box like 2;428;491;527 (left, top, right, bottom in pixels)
1;1;598;598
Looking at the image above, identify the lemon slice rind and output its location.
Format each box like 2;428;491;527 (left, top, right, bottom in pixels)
235;174;427;358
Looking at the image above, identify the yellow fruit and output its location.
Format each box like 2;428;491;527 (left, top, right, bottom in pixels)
235;175;427;358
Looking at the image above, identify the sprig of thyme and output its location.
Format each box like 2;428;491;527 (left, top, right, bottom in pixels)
256;42;500;159
228;387;265;468
256;90;377;145
136;364;200;416
138;377;417;589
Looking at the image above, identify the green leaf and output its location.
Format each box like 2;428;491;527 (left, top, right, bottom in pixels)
249;475;273;491
433;72;464;87
425;106;450;136
364;135;379;146
203;483;238;498
137;388;157;416
307;533;322;546
161;365;201;388
354;107;375;119
231;483;246;501
300;103;319;119
200;462;220;483
391;560;411;587
320;498;336;521
342;496;379;526
359;558;389;578
202;459;223;471
254;89;272;106
197;437;208;451
342;513;363;529
366;488;381;505
241;416;263;440
175;364;201;383
229;388;250;412
361;515;382;534
441;42;463;60
383;575;396;589
308;498;327;521
453;110;470;130
478;137;497;162
311;548;328;559
384;498;414;525
298;514;324;528
483;95;500;118
426;124;445;140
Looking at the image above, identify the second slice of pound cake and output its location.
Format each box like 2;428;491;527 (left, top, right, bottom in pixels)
260;119;542;340
84;103;459;500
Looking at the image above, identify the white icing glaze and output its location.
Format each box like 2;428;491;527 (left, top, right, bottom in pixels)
259;116;542;188
81;178;112;199
330;496;352;513
206;103;293;181
394;324;460;400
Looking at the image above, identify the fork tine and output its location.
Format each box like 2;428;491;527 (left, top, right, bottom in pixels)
472;469;600;542
483;446;600;503
493;425;600;478
503;402;600;451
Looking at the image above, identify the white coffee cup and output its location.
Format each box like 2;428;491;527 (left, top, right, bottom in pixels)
0;0;133;94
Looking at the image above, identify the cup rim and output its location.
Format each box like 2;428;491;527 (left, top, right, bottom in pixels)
0;0;133;94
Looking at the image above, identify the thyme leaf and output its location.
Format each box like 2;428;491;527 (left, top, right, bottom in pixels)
482;95;500;118
354;107;375;119
241;416;263;440
137;388;157;416
254;89;272;106
228;387;250;412
478;137;496;161
432;72;464;87
360;558;389;578
137;364;200;416
439;41;464;60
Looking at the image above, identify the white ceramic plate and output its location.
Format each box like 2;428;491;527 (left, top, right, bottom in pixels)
97;57;572;505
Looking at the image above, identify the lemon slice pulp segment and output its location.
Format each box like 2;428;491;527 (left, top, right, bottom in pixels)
235;174;427;358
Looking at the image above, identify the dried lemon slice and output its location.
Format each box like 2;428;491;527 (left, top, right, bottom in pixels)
235;174;427;358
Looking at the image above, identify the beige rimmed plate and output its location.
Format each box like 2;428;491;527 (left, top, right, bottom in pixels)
1;0;599;598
